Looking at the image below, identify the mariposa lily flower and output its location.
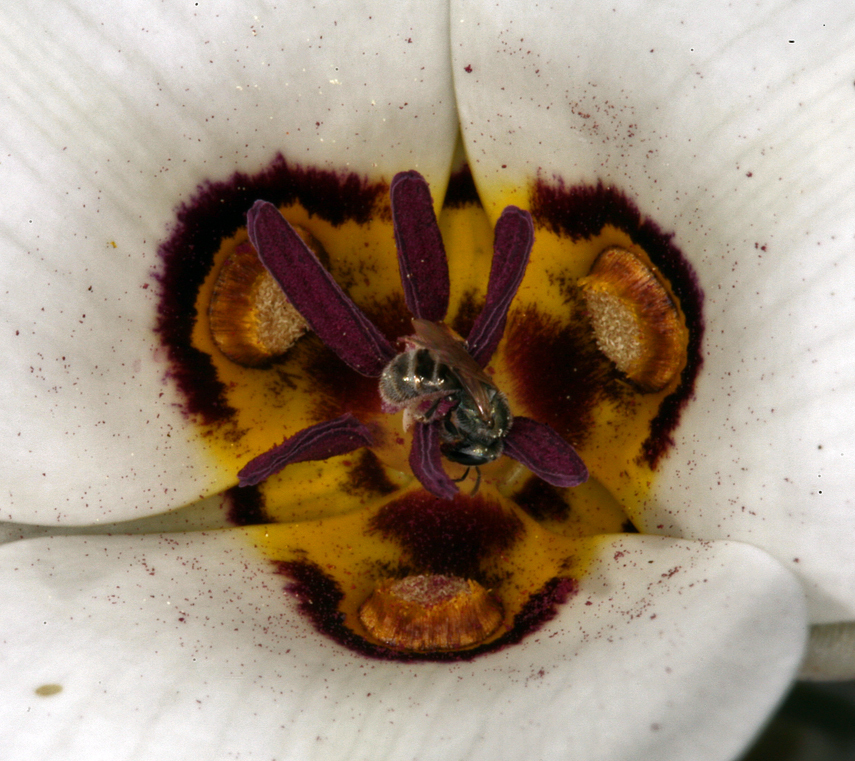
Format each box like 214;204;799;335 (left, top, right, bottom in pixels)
0;2;853;760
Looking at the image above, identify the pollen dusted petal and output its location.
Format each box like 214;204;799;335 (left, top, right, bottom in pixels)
409;422;459;499
581;246;688;392
238;414;373;487
390;171;450;322
503;416;588;488
358;575;503;651
247;200;395;377
466;206;534;366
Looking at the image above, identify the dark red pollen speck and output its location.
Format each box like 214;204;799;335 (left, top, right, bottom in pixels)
368;492;523;578
530;179;704;467
155;155;386;425
277;559;578;662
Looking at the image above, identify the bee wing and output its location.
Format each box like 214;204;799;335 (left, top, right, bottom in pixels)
411;319;494;419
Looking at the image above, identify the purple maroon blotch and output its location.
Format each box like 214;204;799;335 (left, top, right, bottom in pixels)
239;171;587;497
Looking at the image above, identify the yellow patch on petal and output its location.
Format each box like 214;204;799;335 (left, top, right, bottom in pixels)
253;485;600;651
257;451;410;524
466;222;683;516
436;200;495;324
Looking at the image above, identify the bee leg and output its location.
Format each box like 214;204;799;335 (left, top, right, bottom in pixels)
470;467;482;497
451;466;481;495
423;397;444;421
452;466;471;483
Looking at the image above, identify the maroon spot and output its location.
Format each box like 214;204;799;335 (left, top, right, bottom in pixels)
226;484;268;526
507;577;577;640
344;450;399;497
365;292;412;346
443;165;480;209
302;293;409;422
368;491;523;578
505;301;615;449
299;336;385;424
512;477;571;522
449;289;483;340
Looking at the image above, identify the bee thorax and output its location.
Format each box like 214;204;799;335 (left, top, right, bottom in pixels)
378;325;513;468
379;349;459;408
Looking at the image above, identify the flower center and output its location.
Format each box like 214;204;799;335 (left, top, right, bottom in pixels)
156;162;702;658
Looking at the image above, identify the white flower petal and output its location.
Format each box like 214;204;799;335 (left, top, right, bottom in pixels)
452;0;855;621
0;1;457;524
0;531;805;760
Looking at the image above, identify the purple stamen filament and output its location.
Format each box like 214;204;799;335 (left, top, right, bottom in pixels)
239;170;587;497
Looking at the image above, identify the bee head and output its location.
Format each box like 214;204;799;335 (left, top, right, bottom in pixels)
440;438;505;467
438;391;512;467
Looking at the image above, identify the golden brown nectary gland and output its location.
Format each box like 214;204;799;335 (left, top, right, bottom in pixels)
209;225;326;367
581;246;688;393
358;575;504;652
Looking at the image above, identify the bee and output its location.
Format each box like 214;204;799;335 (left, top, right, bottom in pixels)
379;319;512;480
